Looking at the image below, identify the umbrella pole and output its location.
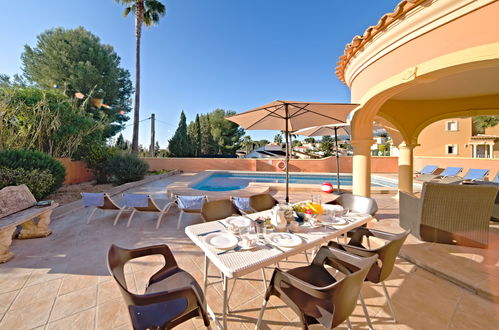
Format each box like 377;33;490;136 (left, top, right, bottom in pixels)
285;105;290;203
334;127;341;193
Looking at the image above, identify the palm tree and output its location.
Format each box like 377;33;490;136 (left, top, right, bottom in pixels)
115;0;166;153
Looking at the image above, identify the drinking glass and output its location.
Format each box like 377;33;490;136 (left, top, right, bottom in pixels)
238;225;251;243
255;222;266;239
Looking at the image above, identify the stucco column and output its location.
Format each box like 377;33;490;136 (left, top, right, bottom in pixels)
351;139;375;197
398;142;417;193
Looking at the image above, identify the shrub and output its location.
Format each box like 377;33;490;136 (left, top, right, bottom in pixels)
0;150;65;194
106;154;149;185
0;167;55;200
77;144;121;183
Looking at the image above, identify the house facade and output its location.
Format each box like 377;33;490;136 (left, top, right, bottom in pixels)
414;117;499;158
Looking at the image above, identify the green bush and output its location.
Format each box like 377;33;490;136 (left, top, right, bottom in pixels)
106;154;149;185
0;150;65;194
0;167;55;200
77;144;121;183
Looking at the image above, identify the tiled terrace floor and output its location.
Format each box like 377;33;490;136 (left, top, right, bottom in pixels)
1;173;498;329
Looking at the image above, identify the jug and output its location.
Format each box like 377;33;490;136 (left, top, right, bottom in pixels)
271;205;288;232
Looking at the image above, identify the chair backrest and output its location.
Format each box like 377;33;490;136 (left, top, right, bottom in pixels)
231;196;252;212
419;182;498;247
335;193;378;216
123;193;149;208
107;244;137;306
81;192;105;207
440;166;463;177
319;248;377;328
366;230;410;283
420;165;438;175
463;168;489;181
177;195;206;210
201;199;240;222
249;193;278;212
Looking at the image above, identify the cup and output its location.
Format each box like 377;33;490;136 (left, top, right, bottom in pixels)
238;225;251;242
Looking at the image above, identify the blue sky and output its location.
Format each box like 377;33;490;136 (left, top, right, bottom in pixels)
0;0;401;148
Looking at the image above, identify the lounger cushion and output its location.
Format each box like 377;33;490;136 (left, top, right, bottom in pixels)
232;197;251;212
124;194;149;208
82;193;105;207
178;195;205;210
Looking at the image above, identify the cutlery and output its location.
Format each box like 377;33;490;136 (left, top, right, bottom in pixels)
263;239;285;252
217;220;228;228
217;246;241;255
197;229;221;237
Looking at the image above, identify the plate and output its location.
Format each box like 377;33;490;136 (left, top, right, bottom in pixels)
267;233;302;248
205;233;239;250
321;216;348;226
226;216;252;228
239;239;257;250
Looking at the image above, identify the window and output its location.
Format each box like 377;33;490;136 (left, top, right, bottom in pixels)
446;120;458;131
446;144;458;155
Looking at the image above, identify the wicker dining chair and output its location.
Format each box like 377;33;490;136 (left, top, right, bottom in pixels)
256;246;377;329
329;228;410;327
200;199;241;222
249;193;278;212
107;244;210;330
328;193;378;216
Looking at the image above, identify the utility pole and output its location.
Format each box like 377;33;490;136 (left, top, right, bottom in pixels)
149;113;155;157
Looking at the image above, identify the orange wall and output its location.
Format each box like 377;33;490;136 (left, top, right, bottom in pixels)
413;156;498;180
349;2;499;101
414;118;473;157
56;158;94;184
143;157;399;174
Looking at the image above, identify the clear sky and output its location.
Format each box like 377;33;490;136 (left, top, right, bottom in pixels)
0;0;401;148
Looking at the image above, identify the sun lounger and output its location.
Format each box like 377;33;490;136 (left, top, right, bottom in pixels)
415;165;438;175
175;195;207;230
417;166;463;182
492;172;499;183
439;168;490;184
123;193;173;229
82;193;125;224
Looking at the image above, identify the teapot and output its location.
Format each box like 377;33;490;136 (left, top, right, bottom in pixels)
271;205;288;232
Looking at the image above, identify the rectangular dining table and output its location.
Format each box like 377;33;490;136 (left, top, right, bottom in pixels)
185;210;372;329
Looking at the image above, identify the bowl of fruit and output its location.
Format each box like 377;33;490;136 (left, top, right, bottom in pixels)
293;202;323;220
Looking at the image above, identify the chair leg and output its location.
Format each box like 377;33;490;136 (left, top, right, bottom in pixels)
255;298;269;329
303;250;309;264
345;317;352;330
261;268;268;290
113;209;124;226
127;210;136;228
87;208;97;224
382;281;397;322
359;291;373;330
177;210;184;230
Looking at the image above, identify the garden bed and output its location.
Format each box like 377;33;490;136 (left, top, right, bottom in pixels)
45;181;113;205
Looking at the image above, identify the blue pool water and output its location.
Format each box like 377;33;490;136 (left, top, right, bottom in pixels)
192;172;397;191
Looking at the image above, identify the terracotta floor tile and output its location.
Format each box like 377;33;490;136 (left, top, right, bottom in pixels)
449;290;499;329
59;274;98;296
10;278;61;311
95;297;130;330
46;307;95;330
97;272;135;305
0;290;18;316
0;268;32;294
49;285;97;322
0;296;54;329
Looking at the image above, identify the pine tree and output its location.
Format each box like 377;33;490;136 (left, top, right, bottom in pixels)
168;111;192;157
200;114;216;155
195;114;202;156
116;133;127;150
187;114;203;157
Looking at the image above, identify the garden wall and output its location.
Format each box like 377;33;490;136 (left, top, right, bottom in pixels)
57;158;94;184
143;156;399;174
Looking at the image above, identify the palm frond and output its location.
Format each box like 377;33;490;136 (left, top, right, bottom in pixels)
123;6;133;16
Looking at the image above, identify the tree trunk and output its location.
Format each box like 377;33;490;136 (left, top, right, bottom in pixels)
131;1;144;153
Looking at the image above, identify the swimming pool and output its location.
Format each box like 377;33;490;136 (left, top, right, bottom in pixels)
192;172;398;191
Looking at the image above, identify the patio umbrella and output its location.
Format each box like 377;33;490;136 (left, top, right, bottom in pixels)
226;100;358;203
294;124;351;193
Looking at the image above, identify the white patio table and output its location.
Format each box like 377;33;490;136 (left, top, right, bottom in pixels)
185;210;372;329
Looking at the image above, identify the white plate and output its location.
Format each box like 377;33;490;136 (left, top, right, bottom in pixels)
205;233;239;250
321;216;348;226
267;233;302;248
226;216;252;228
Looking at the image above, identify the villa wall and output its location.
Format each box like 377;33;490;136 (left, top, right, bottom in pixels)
143;156;399;174
57;158;94;184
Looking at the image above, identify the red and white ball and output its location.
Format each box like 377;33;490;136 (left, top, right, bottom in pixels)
321;182;334;193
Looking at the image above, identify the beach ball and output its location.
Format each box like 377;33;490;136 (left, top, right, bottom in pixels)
321;182;334;193
119;110;125;115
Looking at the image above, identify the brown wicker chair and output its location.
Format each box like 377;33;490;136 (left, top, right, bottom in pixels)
107;244;210;330
329;228;410;326
249;193;278;212
256;246;377;329
200;199;240;222
399;182;498;248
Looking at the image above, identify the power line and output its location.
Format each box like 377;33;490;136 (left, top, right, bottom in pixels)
123;117;151;128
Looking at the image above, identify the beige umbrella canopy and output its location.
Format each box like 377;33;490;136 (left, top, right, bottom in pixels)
226;100;358;202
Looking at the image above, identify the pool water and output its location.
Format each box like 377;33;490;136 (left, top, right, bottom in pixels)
192;172;397;191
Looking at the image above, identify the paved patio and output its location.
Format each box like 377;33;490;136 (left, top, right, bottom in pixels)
0;173;498;329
